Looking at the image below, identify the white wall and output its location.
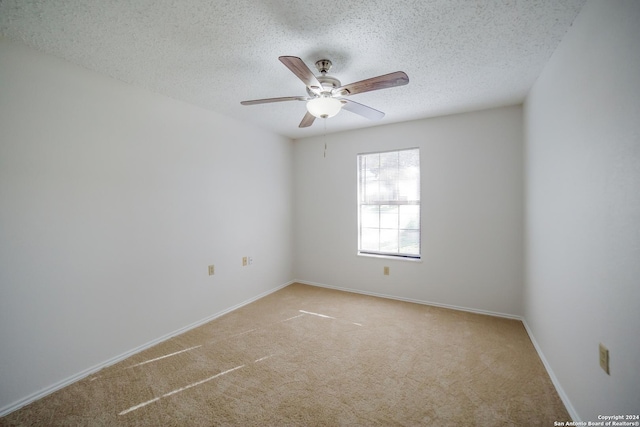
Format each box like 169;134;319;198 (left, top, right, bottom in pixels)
524;0;640;420
0;38;293;412
293;106;524;317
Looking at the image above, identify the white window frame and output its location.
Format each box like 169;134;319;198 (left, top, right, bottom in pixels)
357;148;421;260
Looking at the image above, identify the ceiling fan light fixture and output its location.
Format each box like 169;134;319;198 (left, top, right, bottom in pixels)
241;56;409;128
306;96;342;119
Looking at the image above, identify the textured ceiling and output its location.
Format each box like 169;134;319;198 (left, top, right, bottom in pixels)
0;0;585;139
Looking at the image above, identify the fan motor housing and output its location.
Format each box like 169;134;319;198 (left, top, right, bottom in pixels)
307;74;341;97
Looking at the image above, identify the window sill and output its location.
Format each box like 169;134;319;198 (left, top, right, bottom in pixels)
357;252;422;262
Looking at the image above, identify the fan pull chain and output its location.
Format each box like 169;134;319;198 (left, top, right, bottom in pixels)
323;118;327;158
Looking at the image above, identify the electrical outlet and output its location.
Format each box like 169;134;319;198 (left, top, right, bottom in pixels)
384;266;390;275
599;343;610;375
208;265;215;276
248;257;253;265
242;257;247;267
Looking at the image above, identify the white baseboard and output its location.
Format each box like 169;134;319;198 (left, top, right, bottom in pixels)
295;279;523;320
522;320;580;421
0;280;294;418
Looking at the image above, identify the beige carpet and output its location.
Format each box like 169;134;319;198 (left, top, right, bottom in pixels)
1;283;569;426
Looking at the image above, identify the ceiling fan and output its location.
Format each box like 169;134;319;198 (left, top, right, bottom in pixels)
240;56;409;128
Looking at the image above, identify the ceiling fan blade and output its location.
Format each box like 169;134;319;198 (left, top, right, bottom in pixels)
241;96;308;105
279;56;323;95
333;71;409;97
341;99;385;121
299;111;316;128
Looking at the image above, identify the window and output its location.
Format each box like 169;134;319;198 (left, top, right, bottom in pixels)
357;148;420;259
